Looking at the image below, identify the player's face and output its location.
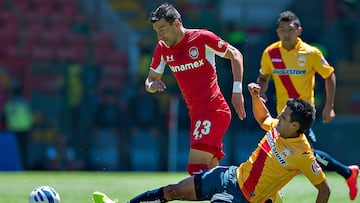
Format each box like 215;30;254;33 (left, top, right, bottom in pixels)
277;107;298;138
276;21;302;50
153;18;179;46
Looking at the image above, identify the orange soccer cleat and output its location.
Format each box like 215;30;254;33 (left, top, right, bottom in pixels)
346;165;359;200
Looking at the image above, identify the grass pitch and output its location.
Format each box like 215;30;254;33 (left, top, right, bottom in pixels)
0;171;356;202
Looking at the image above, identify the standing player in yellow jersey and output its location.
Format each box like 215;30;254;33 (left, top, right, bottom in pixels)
93;83;331;203
256;11;358;201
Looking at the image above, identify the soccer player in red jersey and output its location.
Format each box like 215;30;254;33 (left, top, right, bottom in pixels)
144;3;246;175
93;83;331;203
256;11;358;201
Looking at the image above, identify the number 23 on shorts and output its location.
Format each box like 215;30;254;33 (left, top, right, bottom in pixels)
193;120;211;140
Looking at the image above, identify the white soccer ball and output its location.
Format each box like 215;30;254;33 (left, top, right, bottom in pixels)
29;186;60;203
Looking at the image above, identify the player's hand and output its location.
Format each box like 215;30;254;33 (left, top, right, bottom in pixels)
247;83;261;97
322;106;335;123
149;80;167;92
231;93;246;120
248;83;267;103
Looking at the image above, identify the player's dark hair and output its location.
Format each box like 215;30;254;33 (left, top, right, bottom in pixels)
149;3;182;24
287;98;315;134
277;11;301;28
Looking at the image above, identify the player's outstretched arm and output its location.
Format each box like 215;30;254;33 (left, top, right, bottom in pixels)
248;83;271;125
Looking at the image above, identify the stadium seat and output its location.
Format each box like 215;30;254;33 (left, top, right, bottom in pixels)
7;45;23;59
0;1;5;11
92;31;114;50
0;11;20;27
30;44;56;62
89;129;119;170
0;28;18;46
12;0;34;14
33;1;56;16
28;73;61;94
103;51;128;67
130;130;160;171
173;130;190;171
49;16;72;34
0;131;23;171
57;1;79;17
54;44;71;62
24;15;48;34
0;26;19;59
66;34;87;48
23;28;42;45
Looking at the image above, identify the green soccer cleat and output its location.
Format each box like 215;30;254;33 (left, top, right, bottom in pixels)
92;191;118;203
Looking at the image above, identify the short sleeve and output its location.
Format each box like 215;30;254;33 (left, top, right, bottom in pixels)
259;49;273;76
261;117;278;131
312;49;334;79
293;151;327;186
201;30;229;57
150;42;167;74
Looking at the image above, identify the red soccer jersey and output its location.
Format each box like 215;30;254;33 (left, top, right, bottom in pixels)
150;29;230;119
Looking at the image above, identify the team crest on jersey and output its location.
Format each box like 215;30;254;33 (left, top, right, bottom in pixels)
297;56;306;66
189;46;199;59
280;149;290;159
311;160;322;174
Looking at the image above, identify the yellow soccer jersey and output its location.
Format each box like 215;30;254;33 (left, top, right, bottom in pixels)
237;118;326;202
259;38;334;114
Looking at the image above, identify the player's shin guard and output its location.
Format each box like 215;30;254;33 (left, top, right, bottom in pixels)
187;164;209;176
128;187;166;203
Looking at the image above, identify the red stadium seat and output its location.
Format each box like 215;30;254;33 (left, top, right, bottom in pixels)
93;46;109;65
0;1;6;11
92;31;114;50
7;45;24;59
65;33;87;48
103;51;128;68
12;0;33;13
54;44;71;62
33;1;56;16
49;16;72;34
55;43;87;63
0;12;20;42
29;44;56;62
24;15;48;33
0;11;20;27
28;73;62;94
0;27;18;45
23;28;42;46
58;2;79;17
40;29;65;47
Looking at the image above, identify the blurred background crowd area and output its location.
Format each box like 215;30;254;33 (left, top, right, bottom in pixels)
0;0;359;171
